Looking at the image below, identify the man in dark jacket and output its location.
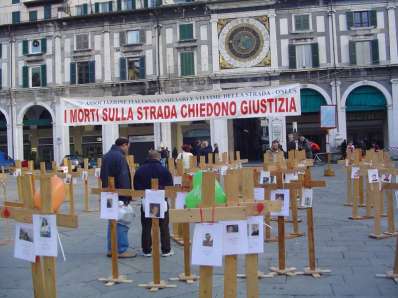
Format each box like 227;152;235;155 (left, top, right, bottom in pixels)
287;133;298;152
199;141;213;163
133;150;174;257
101;137;136;258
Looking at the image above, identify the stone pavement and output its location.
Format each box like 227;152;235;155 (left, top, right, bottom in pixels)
0;165;397;298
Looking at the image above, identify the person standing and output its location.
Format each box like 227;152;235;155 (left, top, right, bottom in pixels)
287;133;297;152
298;135;313;159
199;141;213;163
133;150;174;257
101;137;136;258
176;144;193;170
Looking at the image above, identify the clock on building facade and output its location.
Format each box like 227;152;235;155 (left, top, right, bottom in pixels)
218;16;271;69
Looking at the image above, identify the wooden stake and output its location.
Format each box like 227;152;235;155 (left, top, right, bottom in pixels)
98;177;133;286
349;177;365;220
369;183;390;239
138;179;176;291
345;166;353;206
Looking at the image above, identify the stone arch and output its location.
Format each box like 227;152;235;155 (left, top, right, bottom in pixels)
300;84;332;106
341;81;392;108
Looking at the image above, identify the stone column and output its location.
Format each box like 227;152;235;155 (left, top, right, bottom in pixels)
154;123;161;150
210;118;229;154
54;34;62;85
102;124;119;154
103;30;112;82
53;99;70;163
331;80;346;143
160;122;172;150
388;4;398;64
389;79;398;147
269;11;278;69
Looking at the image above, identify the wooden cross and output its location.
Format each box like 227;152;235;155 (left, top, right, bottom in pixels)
297;168;330;278
81;158;98;212
266;169;304;277
97;177;133;286
169;171;281;297
338;149;362;207
138;179;177;291
166;161;199;284
0;173;78;298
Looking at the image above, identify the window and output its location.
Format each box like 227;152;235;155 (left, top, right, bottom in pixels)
12;11;20;24
76;4;88;16
180;51;195;76
77;62;90;84
31;39;41;54
31;66;41;87
347;11;377;28
119;0;135;10
44;5;51;20
128;58;140;80
29;10;37;22
288;43;319;69
127;30;140;44
179;23;194;41
75;34;89;50
349;40;379;65
95;1;113;13
119;56;145;80
22;65;46;88
70;61;95;84
294;15;310;31
295;44;312;68
12;0;19;4
144;0;162;8
22;39;47;55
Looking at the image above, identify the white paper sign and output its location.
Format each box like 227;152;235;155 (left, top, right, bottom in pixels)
301;188;313;208
33;215;58;257
144;190;167;219
259;171;271;184
64;174;72;185
94;168;101;178
351;167;360;179
13;168;22;177
270;189;290;217
14;223;35;263
100;192;119;220
220;166;228;176
175;192;187;209
381;173;392;183
368;169;379;184
247;216;264;254
222;220;248;255
192;223;223;267
254;188;265;201
284;173;298;183
173;176;182;186
81;170;88;182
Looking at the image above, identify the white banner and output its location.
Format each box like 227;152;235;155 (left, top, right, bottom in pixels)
62;84;301;126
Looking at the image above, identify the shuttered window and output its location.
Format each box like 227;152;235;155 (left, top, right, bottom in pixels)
44;5;51;20
346;11;377;28
29;11;37;22
76;34;89;50
12;11;20;24
179;24;194;41
180;51;195;76
294;15;310;31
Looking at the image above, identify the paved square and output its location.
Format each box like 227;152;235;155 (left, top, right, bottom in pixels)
0;165;397;297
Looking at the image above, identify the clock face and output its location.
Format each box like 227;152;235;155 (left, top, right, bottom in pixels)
219;17;271;69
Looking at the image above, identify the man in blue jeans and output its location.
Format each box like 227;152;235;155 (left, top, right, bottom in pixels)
101;137;136;258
